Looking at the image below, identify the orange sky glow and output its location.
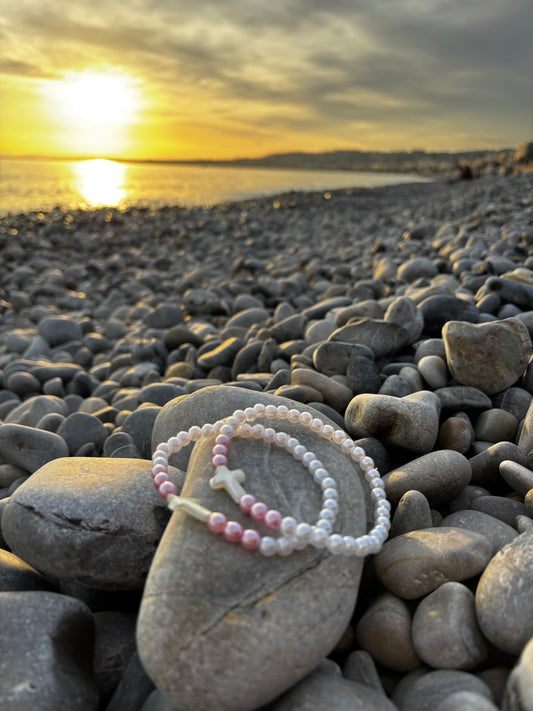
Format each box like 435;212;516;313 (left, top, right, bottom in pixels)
0;1;531;161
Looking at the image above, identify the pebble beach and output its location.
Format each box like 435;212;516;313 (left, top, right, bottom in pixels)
1;172;533;710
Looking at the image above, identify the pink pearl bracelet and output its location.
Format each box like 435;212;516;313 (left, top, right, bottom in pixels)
151;404;391;557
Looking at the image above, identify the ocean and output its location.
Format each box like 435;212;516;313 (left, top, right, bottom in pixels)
0;157;430;214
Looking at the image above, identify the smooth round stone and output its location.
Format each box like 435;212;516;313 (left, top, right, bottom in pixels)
435;691;500;711
269;314;308;342
291;368;352;412
346;355;382;394
442;510;518;555
5;371;41;398
0;463;27;488
142;386;367;711
397;258;438;283
0;424;69;473
474;409;518;443
225;308;269;330
345;391;440;454
38;316;83;346
56;412;108;456
270;666;398;711
503;636;533;711
435;386;492;413
328;319;407;358
0;591;97;709
414;337;447;363
0;549;53;592
499;460;533;497
304;319;336;343
418;355;449;389
412;582;488;669
374;527;492;600
343;650;385;692
4;394;68;426
163;325;204;350
494;386;532;423
437;416;474;453
443;318;532;395
476;532;533;655
471;496;527;528
231;341;262;378
197;337;244;370
138;383;184;407
1;457;184;589
384;296;424;346
394;670;493;711
144;304;183;328
378;374;412;397
43;376;65;398
355;592;420;672
383;450;471;506
334;301;384;326
390;490;433;537
420;295;480;336
470;441;528;489
121;406;161;459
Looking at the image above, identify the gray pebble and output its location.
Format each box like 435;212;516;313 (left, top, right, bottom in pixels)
420;295;480;336
441;509;518;555
412;582;488;669
374;527;492;599
0;423;69;472
313;341;374;376
437;415;474;453
476;532;533;655
355;592;420;671
0;548;54;592
471;496;527;528
56;412;108;455
38;316;83;346
470;441;528;489
394;670;493;711
346;355;382;394
397;257;438;282
291;368;352;412
499;460;533;497
383;450;471;506
435;386;492;413
435;691;500;711
4;394;68;427
329;318;407;358
121;406;161;459
418;355;449;389
390;490;433;537
474;408;518;443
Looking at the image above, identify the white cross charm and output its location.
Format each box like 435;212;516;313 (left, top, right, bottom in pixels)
209;465;247;503
167;495;211;521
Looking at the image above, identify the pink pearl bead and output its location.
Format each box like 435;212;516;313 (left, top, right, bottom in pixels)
241;529;261;550
207;512;227;534
152;463;167;476
158;480;177;499
153;472;170;487
223;521;243;543
239;494;256;514
264;509;282;530
250;501;268;522
215;434;230;446
212;444;227;456
212;453;228;467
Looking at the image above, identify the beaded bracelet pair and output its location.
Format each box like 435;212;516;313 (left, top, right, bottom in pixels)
151;403;390;558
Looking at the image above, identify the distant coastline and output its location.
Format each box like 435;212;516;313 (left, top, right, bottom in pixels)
3;141;531;177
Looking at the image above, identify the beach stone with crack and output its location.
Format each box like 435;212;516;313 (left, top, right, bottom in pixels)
1;457;184;590
345;391;440;453
355;591;420;672
374;527;492;599
383;450;471;506
140;386;368;711
328;319;407;358
0;591;98;710
412;582;488;669
475;532;533;655
0;423;69;473
443;318;532;395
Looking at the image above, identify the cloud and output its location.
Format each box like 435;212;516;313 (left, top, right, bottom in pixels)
0;0;530;152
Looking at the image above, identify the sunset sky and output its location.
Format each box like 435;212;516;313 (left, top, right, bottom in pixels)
0;0;531;161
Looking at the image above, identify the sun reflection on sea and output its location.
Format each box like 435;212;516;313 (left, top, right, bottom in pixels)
73;159;127;207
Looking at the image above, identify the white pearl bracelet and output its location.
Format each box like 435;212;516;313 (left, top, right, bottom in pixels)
151;403;391;557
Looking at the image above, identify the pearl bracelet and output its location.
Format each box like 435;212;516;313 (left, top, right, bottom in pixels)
151;403;391;557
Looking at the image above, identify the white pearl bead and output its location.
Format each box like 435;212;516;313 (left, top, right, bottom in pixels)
286;437;299;452
372;524;389;540
264;427;276;443
293;444;306;459
310;527;328;547
265;404;277;418
232;409;246;423
319;508;335;522
280;516;297;537
376;515;390;528
371;487;386;501
224;416;239;429
341;439;354;453
322;424;335;439
326;534;344;554
351;446;365;462
156;442;170;453
252;424;265;438
276;431;289;446
323;498;339;514
333;429;346;444
360;456;374;471
316;519;333;533
299;411;313;426
276;405;289;419
276;537;294;556
295;522;312;542
244;407;256;421
311;418;324;433
259;537;277;557
309;459;323;473
342;536;357;555
302;451;316;465
288;409;300;423
313;468;328;484
189;425;202;440
201;423;215;436
253;403;266;417
219;423;235;437
238;423;252;438
323;487;338;500
167;436;180;450
320;477;336;490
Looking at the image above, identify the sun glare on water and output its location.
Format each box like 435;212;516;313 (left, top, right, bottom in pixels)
73;159;127;207
44;70;143;155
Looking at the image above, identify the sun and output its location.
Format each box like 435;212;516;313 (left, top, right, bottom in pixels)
43;70;143;155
